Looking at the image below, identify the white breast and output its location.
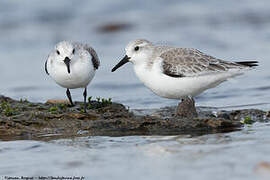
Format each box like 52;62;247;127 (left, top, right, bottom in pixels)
133;58;243;99
49;58;95;89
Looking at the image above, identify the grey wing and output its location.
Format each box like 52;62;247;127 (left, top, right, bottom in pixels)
160;48;246;77
73;42;100;70
45;57;49;75
84;45;100;70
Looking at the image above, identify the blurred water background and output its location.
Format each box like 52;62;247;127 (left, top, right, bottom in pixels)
1;0;270;179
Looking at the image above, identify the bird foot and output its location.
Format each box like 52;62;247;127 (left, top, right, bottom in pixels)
175;97;198;118
67;103;75;107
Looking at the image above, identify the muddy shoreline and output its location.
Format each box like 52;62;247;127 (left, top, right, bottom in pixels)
0;95;269;141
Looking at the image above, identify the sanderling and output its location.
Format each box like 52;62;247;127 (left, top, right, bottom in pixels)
112;39;258;117
45;41;100;112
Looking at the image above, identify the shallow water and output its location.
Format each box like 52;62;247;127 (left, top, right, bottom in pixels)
1;0;270;179
1;123;270;179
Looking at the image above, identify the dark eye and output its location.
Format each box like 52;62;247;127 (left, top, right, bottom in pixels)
56;50;60;55
134;46;139;51
72;49;75;54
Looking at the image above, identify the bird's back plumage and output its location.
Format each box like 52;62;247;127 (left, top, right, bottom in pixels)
156;47;257;78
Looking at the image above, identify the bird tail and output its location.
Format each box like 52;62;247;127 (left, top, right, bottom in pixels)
235;61;258;67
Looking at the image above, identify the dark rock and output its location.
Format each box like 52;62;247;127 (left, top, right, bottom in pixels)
0;95;268;141
176;97;198;118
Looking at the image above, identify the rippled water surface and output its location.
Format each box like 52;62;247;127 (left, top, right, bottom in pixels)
1;123;270;179
1;0;270;179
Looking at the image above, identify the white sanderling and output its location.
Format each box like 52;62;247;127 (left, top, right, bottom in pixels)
112;39;258;117
45;41;100;112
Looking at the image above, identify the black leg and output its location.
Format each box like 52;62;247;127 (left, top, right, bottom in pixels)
83;87;87;113
66;88;74;106
191;97;195;104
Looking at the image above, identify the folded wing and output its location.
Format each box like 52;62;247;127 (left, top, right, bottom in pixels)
73;42;100;70
160;48;257;78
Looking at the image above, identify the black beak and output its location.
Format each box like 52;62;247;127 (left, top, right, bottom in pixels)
111;55;130;72
64;57;71;74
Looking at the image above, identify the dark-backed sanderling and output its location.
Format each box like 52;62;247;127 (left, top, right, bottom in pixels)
45;41;100;112
112;39;258;117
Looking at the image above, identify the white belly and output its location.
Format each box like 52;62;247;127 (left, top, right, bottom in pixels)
134;60;243;99
50;60;95;89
